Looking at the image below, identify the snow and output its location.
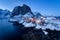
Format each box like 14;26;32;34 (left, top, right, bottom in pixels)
9;19;18;22
19;20;24;23
23;22;35;27
45;24;53;30
43;31;48;35
55;26;60;31
35;24;41;29
23;12;33;18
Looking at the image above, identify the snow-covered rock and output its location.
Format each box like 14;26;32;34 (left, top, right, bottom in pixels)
43;31;48;35
23;22;35;27
23;12;33;18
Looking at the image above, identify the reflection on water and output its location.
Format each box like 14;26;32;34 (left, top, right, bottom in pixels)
0;19;23;40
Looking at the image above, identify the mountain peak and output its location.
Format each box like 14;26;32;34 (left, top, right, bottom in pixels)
11;4;31;17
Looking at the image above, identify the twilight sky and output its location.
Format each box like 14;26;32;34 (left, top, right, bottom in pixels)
0;0;60;16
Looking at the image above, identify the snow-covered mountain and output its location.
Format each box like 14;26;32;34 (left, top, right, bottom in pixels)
0;9;11;19
0;4;60;40
9;4;60;31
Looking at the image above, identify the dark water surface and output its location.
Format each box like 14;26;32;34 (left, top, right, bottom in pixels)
0;19;60;40
0;19;23;40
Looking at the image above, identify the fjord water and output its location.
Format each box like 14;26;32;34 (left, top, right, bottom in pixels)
0;19;23;40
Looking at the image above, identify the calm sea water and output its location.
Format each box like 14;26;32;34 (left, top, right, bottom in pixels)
0;19;23;40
